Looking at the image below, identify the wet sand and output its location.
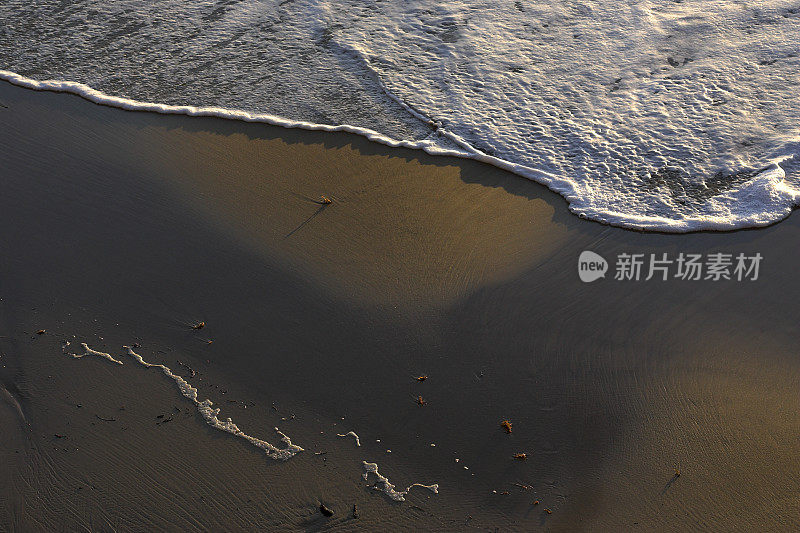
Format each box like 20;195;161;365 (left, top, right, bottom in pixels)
1;79;799;531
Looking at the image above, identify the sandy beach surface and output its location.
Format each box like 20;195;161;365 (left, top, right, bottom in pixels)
1;79;799;531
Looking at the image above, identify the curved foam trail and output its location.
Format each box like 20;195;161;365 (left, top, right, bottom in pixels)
362;461;438;502
0;69;467;156
121;347;302;461
336;431;361;447
0;69;564;194
71;343;123;365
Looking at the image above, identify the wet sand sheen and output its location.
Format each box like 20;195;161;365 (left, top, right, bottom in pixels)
1;79;799;531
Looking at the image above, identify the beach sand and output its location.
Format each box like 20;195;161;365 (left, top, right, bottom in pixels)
1;79;799;531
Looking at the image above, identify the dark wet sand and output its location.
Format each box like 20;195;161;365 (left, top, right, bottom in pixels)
1;80;799;531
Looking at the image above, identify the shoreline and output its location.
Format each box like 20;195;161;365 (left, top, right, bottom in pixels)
2;70;795;233
2;79;800;530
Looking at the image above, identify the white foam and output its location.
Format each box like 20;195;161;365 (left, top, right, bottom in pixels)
3;64;797;232
362;461;438;502
122;347;302;460
71;343;123;365
3;0;799;232
336;431;361;447
0;68;466;158
71;343;301;460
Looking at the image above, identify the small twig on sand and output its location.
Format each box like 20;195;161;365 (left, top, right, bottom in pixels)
95;415;116;422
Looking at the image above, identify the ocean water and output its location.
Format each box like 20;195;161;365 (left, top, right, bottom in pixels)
1;0;798;231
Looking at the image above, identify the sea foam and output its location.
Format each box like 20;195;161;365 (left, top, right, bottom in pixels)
362;461;439;502
337;431;361;447
72;342;123;365
122;346;302;460
2;0;799;231
69;342;302;460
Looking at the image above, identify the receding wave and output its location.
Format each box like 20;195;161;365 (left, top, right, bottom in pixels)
2;0;799;231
